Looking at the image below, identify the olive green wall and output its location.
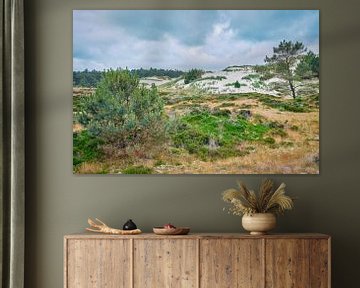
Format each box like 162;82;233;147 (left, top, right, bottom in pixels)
24;0;360;287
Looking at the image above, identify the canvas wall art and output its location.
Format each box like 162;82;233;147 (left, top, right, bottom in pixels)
73;10;319;174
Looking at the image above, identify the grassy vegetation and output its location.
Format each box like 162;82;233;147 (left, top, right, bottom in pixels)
194;76;227;82
242;74;260;80
162;91;318;113
73;74;319;173
73;130;103;167
73;95;88;114
213;92;319;113
218;102;236;108
225;81;246;88
255;94;312;112
170;108;270;160
122;165;154;174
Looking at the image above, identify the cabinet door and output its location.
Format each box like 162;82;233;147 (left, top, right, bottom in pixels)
309;239;330;288
266;239;310;287
200;239;264;288
134;239;198;288
66;239;131;288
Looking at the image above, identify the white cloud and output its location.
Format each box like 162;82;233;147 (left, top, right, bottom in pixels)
73;11;319;71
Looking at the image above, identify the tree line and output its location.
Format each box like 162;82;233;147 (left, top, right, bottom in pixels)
73;68;185;87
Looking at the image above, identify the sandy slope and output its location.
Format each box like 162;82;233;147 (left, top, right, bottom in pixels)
139;65;311;97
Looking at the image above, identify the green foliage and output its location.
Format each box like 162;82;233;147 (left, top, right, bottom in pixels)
290;125;299;131
270;128;287;137
130;67;184;78
262;137;276;145
251;80;265;89
122;165;153;174
73;68;185;87
73;130;103;166
218;102;236;107
197;76;227;81
222;65;253;72
254;65;275;81
225;81;245;88
184;69;204;84
257;95;308;112
241;74;266;89
296;51;319;79
170;109;270;160
77;69;166;151
73;95;87;113
154;160;166;166
234;80;241;88
73;69;103;87
265;40;307;98
244;93;319;112
242;74;260;80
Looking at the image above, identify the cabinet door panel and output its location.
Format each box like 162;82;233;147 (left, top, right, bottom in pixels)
134;239;198;288
265;239;310;288
66;239;131;288
200;239;264;288
310;239;330;288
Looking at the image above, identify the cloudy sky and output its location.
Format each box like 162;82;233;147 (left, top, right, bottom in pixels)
73;10;319;71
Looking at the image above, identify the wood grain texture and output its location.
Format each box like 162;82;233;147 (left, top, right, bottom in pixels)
200;239;264;288
265;239;310;288
133;239;198;288
65;233;330;240
64;234;330;288
66;239;131;288
310;239;330;288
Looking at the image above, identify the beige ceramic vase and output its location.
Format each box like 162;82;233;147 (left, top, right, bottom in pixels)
242;213;276;235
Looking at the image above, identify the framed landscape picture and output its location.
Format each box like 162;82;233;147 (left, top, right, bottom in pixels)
73;10;319;174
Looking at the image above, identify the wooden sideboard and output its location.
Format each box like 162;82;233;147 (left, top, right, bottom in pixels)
64;233;330;288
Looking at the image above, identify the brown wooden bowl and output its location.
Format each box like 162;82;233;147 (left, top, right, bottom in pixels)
153;227;190;235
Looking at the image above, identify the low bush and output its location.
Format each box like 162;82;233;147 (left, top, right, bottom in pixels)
242;74;260;81
169;110;270;160
254;94;310;112
184;69;204;84
122;165;153;174
73;130;103;166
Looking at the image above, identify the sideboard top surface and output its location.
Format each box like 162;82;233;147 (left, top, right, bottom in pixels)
64;232;330;240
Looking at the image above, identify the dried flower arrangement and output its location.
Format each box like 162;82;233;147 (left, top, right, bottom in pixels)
222;179;294;216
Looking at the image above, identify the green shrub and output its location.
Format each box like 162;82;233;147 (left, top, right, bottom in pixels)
170;110;269;160
242;74;260;80
262;137;276;145
280;141;294;147
196;76;227;82
184;69;204;84
290;125;299;131
234;80;241;88
270;128;287;137
73;130;103;166
77;69;166;152
218;102;236;108
254;94;309;112
122;165;153;174
154;160;166;166
296;51;319;79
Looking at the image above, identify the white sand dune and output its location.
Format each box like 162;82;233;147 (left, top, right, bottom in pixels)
140;65;319;97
